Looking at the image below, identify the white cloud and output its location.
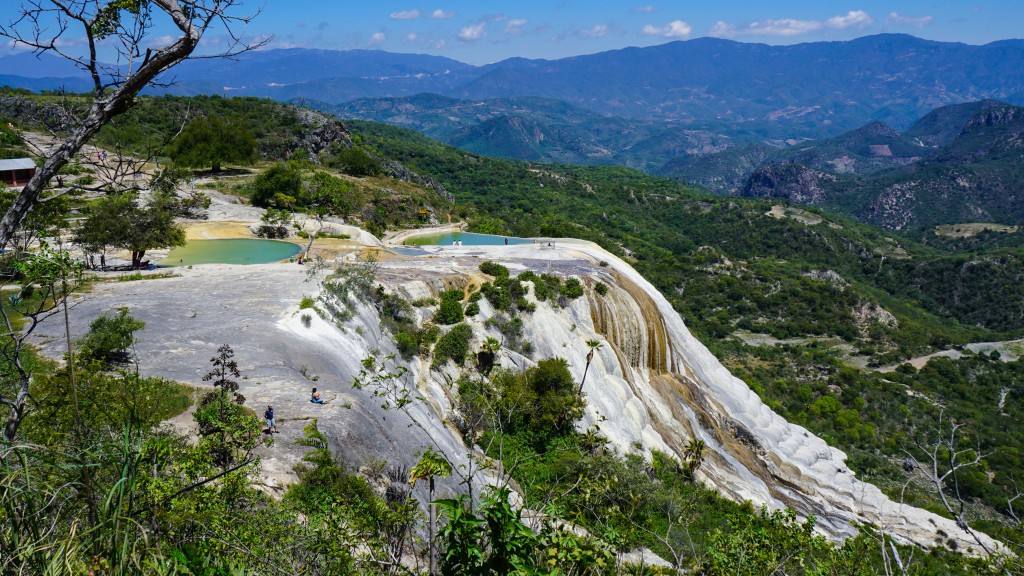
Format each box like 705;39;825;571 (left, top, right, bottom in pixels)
458;22;486;41
745;18;822;36
641;20;692;39
886;12;933;28
431;38;447;48
709;10;878;39
389;9;420;20
707;21;737;38
430;9;455;19
145;34;177;48
581;24;609;38
825;10;874;30
369;32;386;44
405;32;419;42
633;5;656;12
505;18;528;34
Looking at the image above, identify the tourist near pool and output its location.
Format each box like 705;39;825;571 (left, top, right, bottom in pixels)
162;239;302;266
403;231;531;246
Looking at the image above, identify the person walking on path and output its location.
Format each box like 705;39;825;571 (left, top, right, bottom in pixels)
264;405;278;433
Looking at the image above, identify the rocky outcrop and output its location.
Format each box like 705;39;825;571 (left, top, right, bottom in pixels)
292;106;452;201
379;158;453;202
292;107;352;161
741;163;837;205
0;95;79;132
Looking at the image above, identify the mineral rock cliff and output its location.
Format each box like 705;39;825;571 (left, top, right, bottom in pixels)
34;237;1001;554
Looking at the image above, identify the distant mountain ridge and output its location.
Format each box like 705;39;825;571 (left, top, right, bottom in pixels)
4;33;1024;138
737;101;1024;230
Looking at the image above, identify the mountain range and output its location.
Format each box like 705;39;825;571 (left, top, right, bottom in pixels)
4;33;1024;137
737;100;1024;230
7;33;1024;231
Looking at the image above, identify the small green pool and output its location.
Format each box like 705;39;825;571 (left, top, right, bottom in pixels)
404;232;531;246
162;239;301;266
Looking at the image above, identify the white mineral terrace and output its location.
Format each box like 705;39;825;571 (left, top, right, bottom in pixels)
33;232;1001;554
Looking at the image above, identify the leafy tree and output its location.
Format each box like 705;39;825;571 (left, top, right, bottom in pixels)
306;170;355;216
703;507;862;576
1;246;84;441
76;307;145;367
465;358;586;449
75;193;185;268
171;114;256;172
257;207;291;239
437;488;537;575
249;163;302;208
331;146;381;177
436;487;614;575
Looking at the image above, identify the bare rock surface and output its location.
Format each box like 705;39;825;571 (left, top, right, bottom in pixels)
31;234;1003;554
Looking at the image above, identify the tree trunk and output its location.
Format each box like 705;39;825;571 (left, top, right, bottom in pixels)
577;349;595;395
0;2;203;249
429;477;437;576
132;250;146;269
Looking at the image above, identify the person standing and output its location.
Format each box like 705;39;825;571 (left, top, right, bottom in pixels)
264;405;278;433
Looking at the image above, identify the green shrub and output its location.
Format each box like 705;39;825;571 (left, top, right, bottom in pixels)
77;307;145;367
433;323;473;367
560;278;584;299
299;296;316;310
395;331;419;359
434;289;465;325
465;301;480;316
479;261;509;278
419;323;441;349
595;282;608;296
330;146;381;177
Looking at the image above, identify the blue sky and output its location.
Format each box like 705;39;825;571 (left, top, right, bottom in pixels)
230;1;1024;63
4;2;1022;65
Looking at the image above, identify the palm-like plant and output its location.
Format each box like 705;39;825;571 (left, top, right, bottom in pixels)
577;339;603;395
477;337;502;376
410;447;453;575
682;437;707;479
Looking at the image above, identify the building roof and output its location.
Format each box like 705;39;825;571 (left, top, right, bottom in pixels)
0;158;37;171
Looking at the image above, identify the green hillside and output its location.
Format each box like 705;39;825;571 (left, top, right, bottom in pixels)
346;118;1024;525
3;93;1022;571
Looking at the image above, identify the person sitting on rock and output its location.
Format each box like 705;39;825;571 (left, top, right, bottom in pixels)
264;405;278;433
310;387;324;404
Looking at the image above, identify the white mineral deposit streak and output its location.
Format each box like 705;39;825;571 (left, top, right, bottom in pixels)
552;239;1001;553
297;238;998;553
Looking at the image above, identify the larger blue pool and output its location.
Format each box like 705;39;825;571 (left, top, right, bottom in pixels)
404;232;531;246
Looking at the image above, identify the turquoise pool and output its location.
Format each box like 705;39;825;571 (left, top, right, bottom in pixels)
162;239;301;266
404;232;531;246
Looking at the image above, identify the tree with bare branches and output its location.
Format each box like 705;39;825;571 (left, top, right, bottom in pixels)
0;0;267;249
903;412;998;555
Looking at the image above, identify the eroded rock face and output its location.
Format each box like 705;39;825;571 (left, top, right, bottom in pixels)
31;240;1000;554
741;163;837;205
